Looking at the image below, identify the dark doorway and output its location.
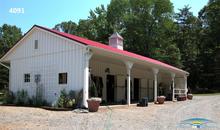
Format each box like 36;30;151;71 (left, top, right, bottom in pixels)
134;78;140;101
106;75;115;102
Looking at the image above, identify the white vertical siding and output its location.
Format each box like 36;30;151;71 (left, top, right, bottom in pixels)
8;28;86;103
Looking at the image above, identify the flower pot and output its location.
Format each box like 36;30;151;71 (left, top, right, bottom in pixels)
157;96;166;104
87;98;101;112
187;94;193;100
177;96;187;101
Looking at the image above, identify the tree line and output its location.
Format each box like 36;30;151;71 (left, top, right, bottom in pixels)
1;0;220;93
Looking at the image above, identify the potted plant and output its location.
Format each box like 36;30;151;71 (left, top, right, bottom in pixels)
87;77;102;112
157;96;166;104
87;97;102;112
187;94;193;100
187;87;193;100
177;95;187;101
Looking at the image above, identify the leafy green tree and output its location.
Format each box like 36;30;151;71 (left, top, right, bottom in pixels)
198;0;220;89
0;24;22;55
106;0;182;67
175;5;200;68
76;19;95;40
174;6;202;87
53;21;78;34
87;5;110;43
0;24;22;89
51;0;220;92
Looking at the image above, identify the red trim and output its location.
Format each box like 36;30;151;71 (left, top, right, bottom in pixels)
36;25;187;73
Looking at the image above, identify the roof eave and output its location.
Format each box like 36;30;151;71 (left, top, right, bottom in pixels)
88;45;189;75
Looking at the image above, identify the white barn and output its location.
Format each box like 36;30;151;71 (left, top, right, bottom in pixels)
0;25;189;107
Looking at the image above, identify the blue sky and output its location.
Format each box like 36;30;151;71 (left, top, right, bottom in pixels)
0;0;208;33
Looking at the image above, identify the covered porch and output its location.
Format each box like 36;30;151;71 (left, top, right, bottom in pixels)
82;45;188;107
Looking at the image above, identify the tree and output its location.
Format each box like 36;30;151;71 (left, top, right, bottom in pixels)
87;5;110;43
198;0;220;89
174;5;202;87
53;21;78;35
0;24;22;89
51;0;220;92
53;0;182;67
0;24;22;55
106;0;182;67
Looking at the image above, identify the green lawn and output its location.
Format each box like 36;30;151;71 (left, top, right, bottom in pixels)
193;93;220;96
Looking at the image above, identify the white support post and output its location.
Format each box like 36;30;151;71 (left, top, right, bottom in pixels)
82;49;93;108
184;75;188;96
171;73;175;101
152;68;159;102
124;61;133;106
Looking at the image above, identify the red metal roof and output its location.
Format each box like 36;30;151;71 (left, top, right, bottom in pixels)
36;25;187;74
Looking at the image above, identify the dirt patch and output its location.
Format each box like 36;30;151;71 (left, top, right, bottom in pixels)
0;95;219;130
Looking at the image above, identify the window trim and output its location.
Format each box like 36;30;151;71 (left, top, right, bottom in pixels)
58;72;68;85
24;73;31;83
34;40;38;49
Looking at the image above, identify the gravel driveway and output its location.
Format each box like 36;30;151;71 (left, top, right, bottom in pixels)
0;95;219;130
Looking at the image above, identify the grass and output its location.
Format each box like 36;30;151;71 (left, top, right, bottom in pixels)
193;93;220;96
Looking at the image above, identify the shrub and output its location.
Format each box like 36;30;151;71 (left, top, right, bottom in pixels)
15;89;29;105
89;81;98;97
57;89;68;108
67;90;76;108
3;91;15;104
29;96;48;107
68;90;76;100
66;99;76;108
57;89;77;108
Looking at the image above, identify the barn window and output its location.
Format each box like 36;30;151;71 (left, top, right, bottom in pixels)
24;73;30;83
59;73;67;84
34;40;38;49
